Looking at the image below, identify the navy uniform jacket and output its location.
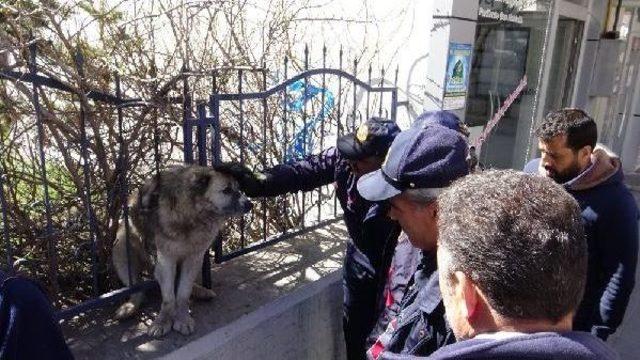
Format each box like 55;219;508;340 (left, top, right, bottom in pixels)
378;252;454;358
380;332;618;360
254;146;401;306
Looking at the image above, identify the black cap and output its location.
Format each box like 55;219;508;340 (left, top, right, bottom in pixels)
337;117;401;160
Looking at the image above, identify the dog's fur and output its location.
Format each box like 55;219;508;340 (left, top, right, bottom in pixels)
112;165;251;337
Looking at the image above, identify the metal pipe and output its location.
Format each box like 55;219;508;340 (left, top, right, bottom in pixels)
612;0;623;36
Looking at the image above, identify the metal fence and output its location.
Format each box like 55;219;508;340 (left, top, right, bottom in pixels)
0;42;399;320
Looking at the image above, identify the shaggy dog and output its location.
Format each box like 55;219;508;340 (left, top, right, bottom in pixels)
112;165;251;336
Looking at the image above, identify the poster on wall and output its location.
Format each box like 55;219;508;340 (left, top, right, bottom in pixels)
443;43;472;110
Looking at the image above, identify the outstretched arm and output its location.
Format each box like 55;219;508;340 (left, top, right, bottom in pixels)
215;147;339;197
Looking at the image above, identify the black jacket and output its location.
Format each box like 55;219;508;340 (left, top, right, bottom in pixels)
255;146;400;272
377;252;454;358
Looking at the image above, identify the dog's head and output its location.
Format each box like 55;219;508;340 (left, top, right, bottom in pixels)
138;166;252;219
186;166;253;217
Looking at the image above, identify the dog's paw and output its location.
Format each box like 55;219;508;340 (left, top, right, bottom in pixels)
191;284;216;301
147;316;173;337
114;301;138;320
172;314;195;335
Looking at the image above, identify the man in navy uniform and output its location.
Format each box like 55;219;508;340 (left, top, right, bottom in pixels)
357;123;469;358
421;170;618;360
218;117;401;360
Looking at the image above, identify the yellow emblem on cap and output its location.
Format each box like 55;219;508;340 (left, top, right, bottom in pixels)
356;124;369;143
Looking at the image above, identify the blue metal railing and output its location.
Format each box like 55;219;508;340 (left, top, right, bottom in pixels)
0;40;400;320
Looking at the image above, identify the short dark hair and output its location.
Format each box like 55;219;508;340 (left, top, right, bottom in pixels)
535;108;597;151
438;170;587;322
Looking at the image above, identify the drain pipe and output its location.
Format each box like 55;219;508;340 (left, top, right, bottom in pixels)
612;0;623;35
603;0;624;39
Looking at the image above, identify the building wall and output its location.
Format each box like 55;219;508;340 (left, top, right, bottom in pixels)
452;0;639;171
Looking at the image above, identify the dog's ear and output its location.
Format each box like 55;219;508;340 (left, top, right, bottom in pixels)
139;174;161;211
191;172;212;197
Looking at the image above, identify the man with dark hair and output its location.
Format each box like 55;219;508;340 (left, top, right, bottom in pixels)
525;108;638;340
356;122;469;358
218;117;401;360
426;170;618;359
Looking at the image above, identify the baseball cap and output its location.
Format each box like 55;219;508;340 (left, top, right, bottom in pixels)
357;124;469;201
337;117;401;160
412;110;470;137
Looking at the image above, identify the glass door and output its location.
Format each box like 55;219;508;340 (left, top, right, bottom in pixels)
543;17;584;115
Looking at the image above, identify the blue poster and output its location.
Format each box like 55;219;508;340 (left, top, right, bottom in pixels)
443;43;472;110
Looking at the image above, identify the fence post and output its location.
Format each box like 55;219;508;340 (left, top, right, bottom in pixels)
210;70;220;166
74;48;100;296
261;65;268;242
196;103;208;166
28;39;59;295
0;168;13;274
151;63;161;175
183;65;194;164
335;47;343;217
196;103;212;289
114;71;134;288
281;56;290;231
210;92;223;264
238;69;246;248
318;45;327;223
367;64;372;120
301;45;309;229
352;59;358;132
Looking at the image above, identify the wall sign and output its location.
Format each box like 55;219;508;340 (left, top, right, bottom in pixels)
443;43;472;110
478;0;527;24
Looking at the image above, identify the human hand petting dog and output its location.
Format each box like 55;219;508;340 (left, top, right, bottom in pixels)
214;162;268;197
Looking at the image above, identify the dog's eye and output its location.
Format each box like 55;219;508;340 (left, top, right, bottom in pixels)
197;174;211;188
222;187;234;195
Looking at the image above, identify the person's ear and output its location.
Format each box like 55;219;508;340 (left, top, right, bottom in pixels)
577;145;592;168
430;201;439;219
454;271;479;322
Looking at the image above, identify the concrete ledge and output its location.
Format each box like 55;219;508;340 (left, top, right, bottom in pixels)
64;223;348;359
162;270;345;360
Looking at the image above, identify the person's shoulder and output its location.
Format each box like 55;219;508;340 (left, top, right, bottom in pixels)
591;174;639;218
426;332;619;360
562;332;620;359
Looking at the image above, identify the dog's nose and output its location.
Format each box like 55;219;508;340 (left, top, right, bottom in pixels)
242;201;253;213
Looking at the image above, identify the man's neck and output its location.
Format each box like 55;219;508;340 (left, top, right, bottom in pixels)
474;314;573;338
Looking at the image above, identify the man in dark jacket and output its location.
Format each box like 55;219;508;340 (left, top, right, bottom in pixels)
357;124;469;358
422;170;617;360
0;271;73;360
525;108;638;340
219;117;401;360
